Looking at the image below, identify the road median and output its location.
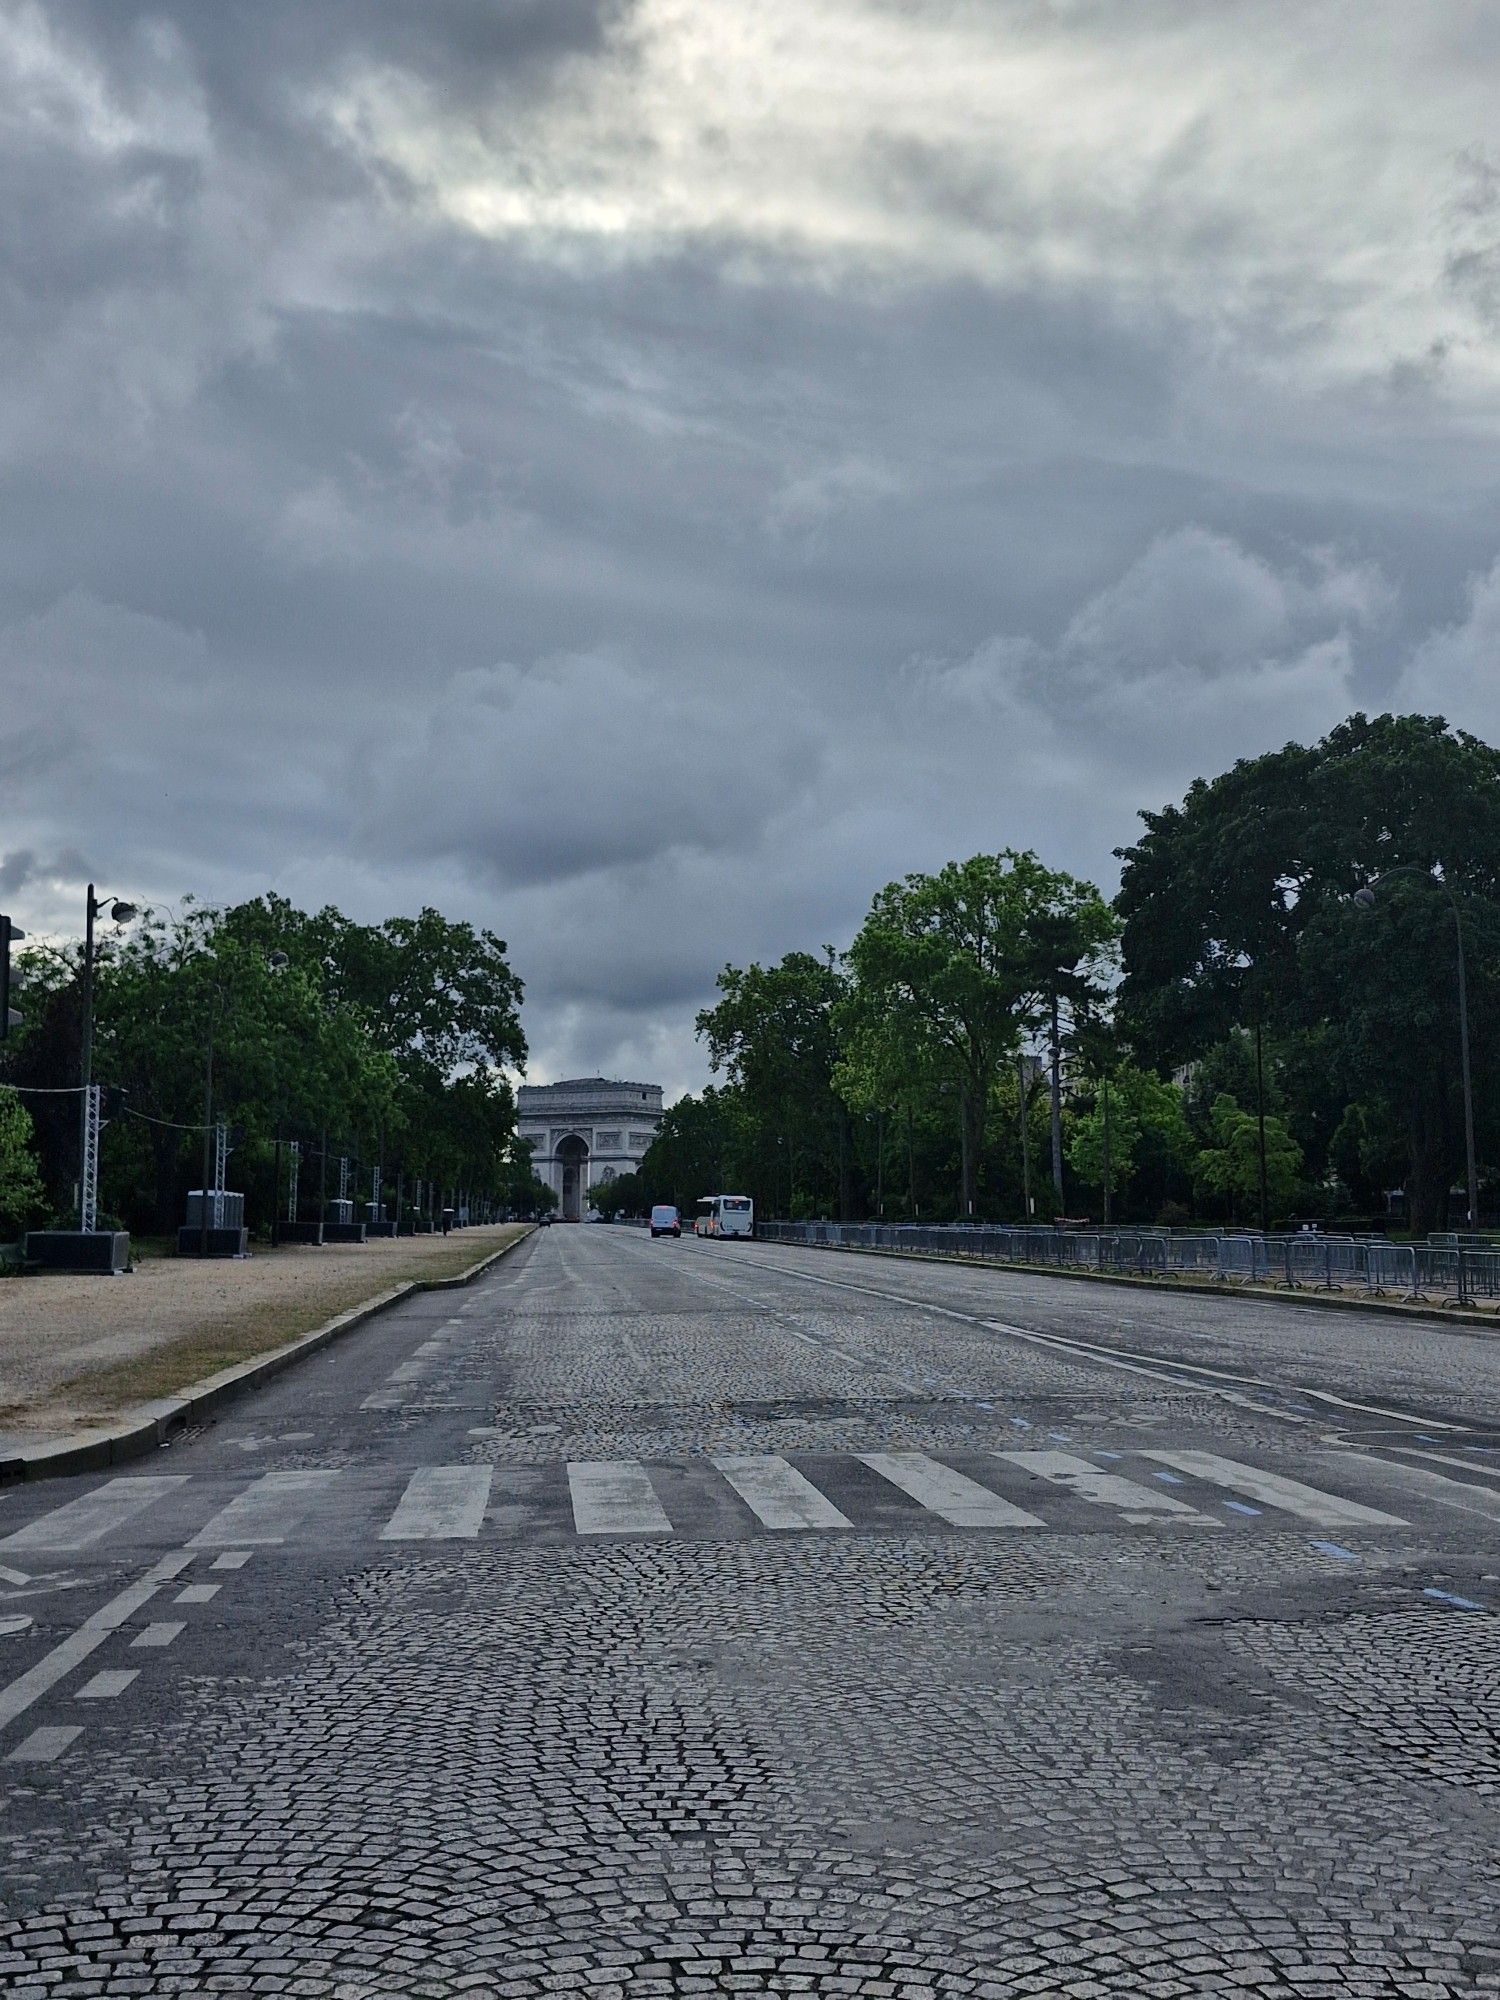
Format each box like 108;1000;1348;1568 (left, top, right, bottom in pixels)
0;1224;533;1481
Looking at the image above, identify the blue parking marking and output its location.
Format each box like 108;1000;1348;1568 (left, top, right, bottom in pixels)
1423;1588;1486;1611
1310;1541;1358;1561
1151;1470;1185;1485
1222;1500;1261;1517
1095;1450;1123;1461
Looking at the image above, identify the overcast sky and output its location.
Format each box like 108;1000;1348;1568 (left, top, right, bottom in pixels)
3;1;1500;1097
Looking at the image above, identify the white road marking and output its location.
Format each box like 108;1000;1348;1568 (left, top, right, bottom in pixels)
0;1563;31;1585
1141;1451;1407;1527
210;1550;253;1570
77;1668;138;1700
131;1622;184;1649
712;1455;851;1531
175;1583;220;1604
7;1725;82;1763
0;1551;194;1735
567;1462;672;1536
859;1452;1042;1527
1336;1453;1500;1527
0;1477;189;1554
380;1466;494;1540
993;1450;1214;1524
189;1471;340;1546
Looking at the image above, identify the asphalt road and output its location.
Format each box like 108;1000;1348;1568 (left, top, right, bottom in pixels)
1;1226;1497;1997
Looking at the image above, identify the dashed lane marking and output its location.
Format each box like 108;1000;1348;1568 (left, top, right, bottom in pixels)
0;1551;194;1736
131;1623;184;1649
6;1725;82;1763
76;1668;139;1700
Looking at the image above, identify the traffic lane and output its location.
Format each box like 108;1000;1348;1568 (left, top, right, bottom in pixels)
0;1222;1497;1993
702;1234;1500;1429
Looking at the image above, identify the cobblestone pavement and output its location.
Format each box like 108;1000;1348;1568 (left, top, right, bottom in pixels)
0;1227;1497;1995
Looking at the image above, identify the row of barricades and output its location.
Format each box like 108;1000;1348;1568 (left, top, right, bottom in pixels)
756;1221;1500;1306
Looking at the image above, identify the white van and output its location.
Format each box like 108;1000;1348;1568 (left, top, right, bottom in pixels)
649;1204;681;1239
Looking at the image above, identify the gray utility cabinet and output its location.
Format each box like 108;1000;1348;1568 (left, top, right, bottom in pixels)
24;1230;131;1275
186;1190;245;1230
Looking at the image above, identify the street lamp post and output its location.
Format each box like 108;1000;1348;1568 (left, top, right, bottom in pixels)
78;884;137;1229
1353;865;1479;1229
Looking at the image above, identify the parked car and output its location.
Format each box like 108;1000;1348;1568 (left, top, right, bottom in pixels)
650;1204;681;1239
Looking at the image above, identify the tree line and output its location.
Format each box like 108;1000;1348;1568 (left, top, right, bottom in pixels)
0;893;551;1240
603;715;1500;1238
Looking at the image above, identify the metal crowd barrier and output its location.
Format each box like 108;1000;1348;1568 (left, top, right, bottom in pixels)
755;1221;1499;1306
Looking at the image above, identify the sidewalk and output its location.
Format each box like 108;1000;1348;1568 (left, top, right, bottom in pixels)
0;1225;529;1453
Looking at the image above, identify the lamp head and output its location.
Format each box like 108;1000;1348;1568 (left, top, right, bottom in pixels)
1351;886;1377;912
109;901;138;924
267;950;290;971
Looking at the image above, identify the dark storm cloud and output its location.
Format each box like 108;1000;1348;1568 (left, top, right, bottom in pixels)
2;0;1499;1094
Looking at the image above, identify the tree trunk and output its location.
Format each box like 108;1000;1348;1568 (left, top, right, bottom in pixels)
1048;993;1065;1214
1407;1074;1453;1239
960;1084;984;1219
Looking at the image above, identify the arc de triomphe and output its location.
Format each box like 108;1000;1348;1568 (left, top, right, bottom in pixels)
516;1077;664;1221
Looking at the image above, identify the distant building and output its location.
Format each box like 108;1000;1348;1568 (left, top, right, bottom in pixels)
516;1077;663;1221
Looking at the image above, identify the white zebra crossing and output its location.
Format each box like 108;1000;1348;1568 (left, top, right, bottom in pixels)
0;1450;1412;1550
189;1470;342;1546
993;1450;1215;1525
381;1466;494;1540
1140;1451;1408;1528
859;1451;1042;1528
0;1477;188;1553
567;1460;672;1536
712;1454;851;1530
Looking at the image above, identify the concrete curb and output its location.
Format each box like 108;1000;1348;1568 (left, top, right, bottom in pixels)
0;1227;535;1485
768;1240;1500;1333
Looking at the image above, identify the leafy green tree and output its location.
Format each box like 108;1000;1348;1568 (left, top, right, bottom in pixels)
0;1093;46;1238
1067;1064;1193;1212
639;1089;743;1214
592;1171;644;1220
697;952;849;1216
1118;713;1500;1233
1193;1094;1303;1221
845;852;1116;1217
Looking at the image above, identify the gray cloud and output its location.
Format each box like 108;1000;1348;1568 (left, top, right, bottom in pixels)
2;1;1500;1097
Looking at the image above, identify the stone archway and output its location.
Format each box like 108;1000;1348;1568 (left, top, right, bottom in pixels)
555;1133;589;1222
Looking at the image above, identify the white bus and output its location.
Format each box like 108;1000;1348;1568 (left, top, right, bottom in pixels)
695;1193;755;1239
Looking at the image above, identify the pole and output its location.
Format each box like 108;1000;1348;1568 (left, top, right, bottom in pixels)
199;1023;213;1257
320;1125;328;1227
78;885;97;1229
1017;1056;1032;1221
1449;891;1480;1229
274;1120;283;1247
1101;1071;1112;1228
1254;1018;1270;1235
